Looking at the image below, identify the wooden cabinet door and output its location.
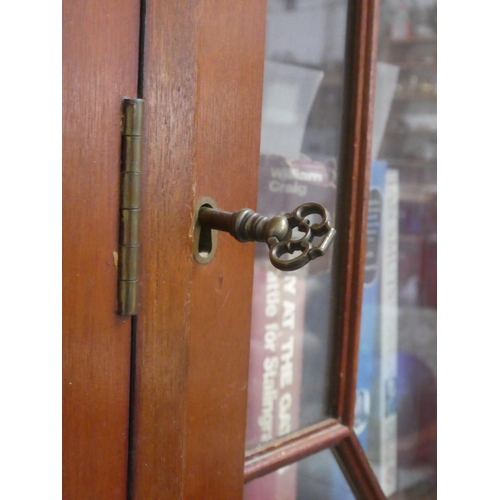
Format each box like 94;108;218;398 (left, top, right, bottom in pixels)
132;0;384;499
63;1;385;498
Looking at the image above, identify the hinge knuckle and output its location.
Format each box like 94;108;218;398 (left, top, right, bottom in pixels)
118;98;144;315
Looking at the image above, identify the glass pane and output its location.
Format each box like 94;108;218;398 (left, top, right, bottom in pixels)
354;0;436;498
244;449;356;500
245;0;349;449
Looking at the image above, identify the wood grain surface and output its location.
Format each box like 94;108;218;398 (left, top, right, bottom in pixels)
62;0;140;497
131;0;267;498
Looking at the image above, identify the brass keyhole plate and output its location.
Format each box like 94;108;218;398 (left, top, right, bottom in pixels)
193;197;218;264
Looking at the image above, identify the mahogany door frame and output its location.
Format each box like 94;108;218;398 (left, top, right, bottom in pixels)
130;0;267;497
62;0;141;498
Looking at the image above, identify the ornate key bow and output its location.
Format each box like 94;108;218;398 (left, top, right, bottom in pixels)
196;201;335;271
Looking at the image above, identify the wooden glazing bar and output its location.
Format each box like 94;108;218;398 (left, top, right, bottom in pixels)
333;430;386;500
244;419;350;482
330;0;381;427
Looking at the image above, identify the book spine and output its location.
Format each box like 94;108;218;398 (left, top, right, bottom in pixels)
245;154;336;498
245;265;307;500
376;168;399;495
333;161;387;498
354;160;387;446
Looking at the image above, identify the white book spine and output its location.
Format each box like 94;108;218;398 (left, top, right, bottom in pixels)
378;168;399;496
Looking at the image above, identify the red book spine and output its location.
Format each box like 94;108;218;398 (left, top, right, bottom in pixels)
245;154;336;498
245;264;307;499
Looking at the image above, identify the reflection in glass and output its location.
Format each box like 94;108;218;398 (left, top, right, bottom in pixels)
354;0;437;498
244;449;357;500
245;0;350;450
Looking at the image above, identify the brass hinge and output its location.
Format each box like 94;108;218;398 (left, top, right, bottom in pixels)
118;98;144;315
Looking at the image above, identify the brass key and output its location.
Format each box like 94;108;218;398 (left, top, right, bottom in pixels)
195;201;335;271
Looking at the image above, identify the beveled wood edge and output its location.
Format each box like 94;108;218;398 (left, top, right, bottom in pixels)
244;419;350;482
333;430;386;500
331;0;381;427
